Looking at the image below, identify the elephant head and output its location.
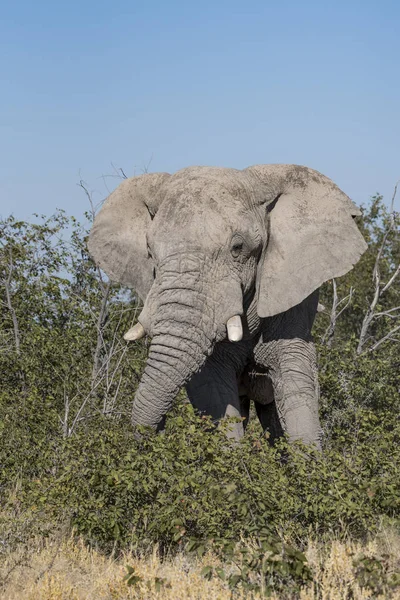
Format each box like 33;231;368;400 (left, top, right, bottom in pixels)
88;165;366;429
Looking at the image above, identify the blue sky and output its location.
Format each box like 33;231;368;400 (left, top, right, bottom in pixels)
1;0;399;220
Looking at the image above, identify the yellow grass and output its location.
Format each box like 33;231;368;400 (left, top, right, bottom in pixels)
300;531;400;600
0;531;399;599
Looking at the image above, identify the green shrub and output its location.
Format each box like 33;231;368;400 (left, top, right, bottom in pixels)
1;197;399;597
19;401;398;553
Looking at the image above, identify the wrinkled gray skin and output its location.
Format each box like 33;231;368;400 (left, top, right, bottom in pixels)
89;165;367;447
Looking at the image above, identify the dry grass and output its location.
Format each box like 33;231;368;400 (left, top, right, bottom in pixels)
0;531;399;599
0;536;241;600
300;530;400;600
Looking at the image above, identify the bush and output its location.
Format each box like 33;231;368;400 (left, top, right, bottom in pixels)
18;401;397;552
1;195;399;596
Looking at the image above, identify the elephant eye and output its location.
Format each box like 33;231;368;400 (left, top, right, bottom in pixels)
231;241;244;259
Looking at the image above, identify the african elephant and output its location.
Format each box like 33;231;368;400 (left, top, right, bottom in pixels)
88;165;367;447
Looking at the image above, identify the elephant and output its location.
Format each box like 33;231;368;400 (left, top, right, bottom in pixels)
88;164;367;447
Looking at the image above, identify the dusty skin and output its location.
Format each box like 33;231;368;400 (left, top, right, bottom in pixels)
1;532;399;599
89;164;367;447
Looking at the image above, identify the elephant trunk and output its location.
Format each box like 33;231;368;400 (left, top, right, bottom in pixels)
131;293;215;429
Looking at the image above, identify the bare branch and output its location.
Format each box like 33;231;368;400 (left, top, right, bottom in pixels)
91;281;111;385
381;263;400;294
336;290;354;320
373;306;400;319
68;365;110;435
389;180;399;214
77;179;108;288
322;280;354;347
141;154;153;174
59;387;70;438
357;181;400;354
78;176;107;224
368;324;400;353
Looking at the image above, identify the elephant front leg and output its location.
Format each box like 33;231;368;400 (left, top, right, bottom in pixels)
240;367;283;443
255;401;284;445
186;343;249;441
254;338;322;448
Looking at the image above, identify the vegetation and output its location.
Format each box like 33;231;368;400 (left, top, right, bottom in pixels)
1;534;400;599
0;193;399;598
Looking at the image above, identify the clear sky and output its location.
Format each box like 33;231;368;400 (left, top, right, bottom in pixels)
1;0;399;220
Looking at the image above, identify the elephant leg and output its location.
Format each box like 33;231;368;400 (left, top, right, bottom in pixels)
254;337;321;448
254;292;322;448
186;341;251;441
241;366;283;443
255;401;284;444
239;394;250;430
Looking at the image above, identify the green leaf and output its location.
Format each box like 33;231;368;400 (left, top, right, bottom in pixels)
201;566;213;580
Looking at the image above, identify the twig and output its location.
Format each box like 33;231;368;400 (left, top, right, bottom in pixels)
322;279;354;347
91;281;111;385
381;264;400;294
368;324;400;352
373;306;400;319
61;387;70;439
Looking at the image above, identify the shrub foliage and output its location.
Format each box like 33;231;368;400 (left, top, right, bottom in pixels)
0;196;399;596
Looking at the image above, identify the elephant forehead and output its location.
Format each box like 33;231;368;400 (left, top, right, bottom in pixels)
160;167;265;209
151;190;246;247
147;170;265;257
162;188;244;216
151;204;233;253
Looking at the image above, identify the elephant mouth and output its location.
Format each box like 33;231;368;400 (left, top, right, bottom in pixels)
124;254;246;345
124;312;243;343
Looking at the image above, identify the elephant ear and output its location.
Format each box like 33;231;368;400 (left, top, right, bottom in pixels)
247;164;367;318
88;172;170;300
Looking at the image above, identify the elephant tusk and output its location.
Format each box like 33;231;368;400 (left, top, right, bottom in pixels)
124;322;146;341
226;315;243;342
